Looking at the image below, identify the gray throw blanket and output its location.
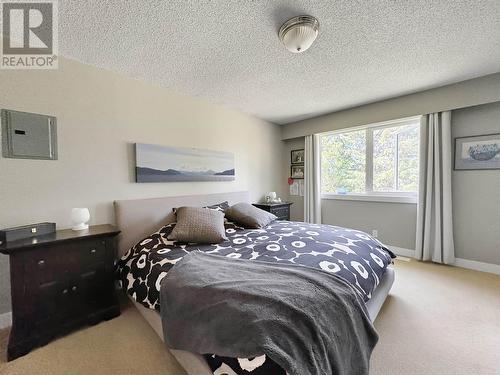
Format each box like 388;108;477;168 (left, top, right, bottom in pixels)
161;252;378;375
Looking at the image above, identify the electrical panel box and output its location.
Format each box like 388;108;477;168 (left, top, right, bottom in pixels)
1;109;57;160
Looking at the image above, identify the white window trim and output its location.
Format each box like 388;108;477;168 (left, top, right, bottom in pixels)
321;193;418;204
318;116;422;137
320;115;422;203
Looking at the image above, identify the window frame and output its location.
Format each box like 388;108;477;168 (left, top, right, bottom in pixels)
319;116;421;204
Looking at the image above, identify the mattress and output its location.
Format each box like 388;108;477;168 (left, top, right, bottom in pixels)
118;219;395;375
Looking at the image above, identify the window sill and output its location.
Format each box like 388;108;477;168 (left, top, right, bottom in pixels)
321;193;417;204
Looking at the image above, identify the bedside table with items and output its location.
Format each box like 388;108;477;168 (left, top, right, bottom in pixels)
0;224;121;361
252;202;293;221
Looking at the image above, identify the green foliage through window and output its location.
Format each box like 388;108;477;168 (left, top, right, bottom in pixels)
321;121;420;195
321;130;366;194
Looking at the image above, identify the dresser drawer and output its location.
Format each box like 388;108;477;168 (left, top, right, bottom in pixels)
78;238;108;268
271;206;290;219
28;247;62;285
26;239;108;286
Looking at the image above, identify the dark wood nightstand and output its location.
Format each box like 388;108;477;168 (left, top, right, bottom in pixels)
252;202;293;221
0;224;121;361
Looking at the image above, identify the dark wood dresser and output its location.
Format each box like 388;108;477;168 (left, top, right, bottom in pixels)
0;224;121;361
252;202;293;221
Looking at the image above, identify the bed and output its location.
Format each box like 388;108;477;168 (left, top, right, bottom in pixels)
114;191;395;375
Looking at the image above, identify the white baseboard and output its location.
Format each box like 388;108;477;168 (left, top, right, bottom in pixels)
388;245;415;258
455;258;500;276
0;311;12;329
387;244;500;276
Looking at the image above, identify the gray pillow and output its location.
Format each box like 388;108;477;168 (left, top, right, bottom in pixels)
204;201;230;212
225;202;277;229
169;207;227;244
172;201;229;214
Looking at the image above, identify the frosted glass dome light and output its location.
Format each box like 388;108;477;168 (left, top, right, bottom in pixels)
279;15;319;53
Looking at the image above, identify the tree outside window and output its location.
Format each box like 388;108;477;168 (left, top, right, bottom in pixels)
321;119;420;196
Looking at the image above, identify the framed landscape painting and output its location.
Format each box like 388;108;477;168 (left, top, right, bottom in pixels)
135;143;235;182
454;133;500;170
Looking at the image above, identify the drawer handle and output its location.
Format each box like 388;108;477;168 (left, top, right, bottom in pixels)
72;286;77;292
90;249;97;254
62;289;68;295
38;260;45;266
82;270;97;278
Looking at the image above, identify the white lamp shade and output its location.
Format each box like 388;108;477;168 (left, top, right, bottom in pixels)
71;208;90;231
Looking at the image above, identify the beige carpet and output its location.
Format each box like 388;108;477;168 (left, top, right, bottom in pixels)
1;259;499;375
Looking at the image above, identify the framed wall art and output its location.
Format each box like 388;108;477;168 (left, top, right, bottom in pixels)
135;143;235;182
290;165;305;179
454;133;500;170
291;149;305;164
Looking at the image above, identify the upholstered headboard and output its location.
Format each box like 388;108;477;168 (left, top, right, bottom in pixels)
113;191;250;258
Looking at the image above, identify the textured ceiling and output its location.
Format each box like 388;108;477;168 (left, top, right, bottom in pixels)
59;1;500;124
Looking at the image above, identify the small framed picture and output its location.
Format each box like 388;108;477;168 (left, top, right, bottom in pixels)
290;165;305;179
454;133;500;170
291;149;305;164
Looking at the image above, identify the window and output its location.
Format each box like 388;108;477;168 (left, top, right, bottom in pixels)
320;117;420;203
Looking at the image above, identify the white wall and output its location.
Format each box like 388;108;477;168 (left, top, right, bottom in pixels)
0;57;284;315
451;102;500;265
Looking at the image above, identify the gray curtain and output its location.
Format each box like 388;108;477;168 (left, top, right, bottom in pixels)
304;134;321;224
415;112;455;264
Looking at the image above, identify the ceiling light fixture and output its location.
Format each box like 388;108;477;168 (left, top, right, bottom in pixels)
279;15;319;53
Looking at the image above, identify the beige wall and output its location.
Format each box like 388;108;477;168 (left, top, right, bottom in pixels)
0;58;284;315
451;102;500;265
282;72;500;140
